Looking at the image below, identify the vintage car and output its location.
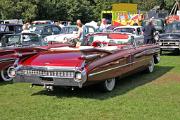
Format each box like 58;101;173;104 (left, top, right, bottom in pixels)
29;24;61;38
13;33;160;92
44;25;78;42
44;25;96;43
0;33;47;47
113;26;144;43
0;33;63;81
156;22;180;54
0;24;22;40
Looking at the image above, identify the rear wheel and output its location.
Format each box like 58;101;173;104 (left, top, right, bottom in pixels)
0;67;13;81
101;78;116;92
145;57;155;73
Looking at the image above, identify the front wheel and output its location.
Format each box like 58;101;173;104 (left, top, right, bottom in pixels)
145;57;155;73
0;67;13;81
101;78;116;92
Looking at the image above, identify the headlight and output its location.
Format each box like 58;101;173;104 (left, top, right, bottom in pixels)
175;42;179;45
154;35;159;41
158;42;162;45
75;72;82;80
75;70;87;83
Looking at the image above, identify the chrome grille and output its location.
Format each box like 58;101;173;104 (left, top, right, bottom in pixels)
159;39;179;46
160;39;180;42
162;42;176;46
17;69;75;78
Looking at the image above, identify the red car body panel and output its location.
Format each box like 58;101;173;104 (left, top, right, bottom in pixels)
21;51;84;67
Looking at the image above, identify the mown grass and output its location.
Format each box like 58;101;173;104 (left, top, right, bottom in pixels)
0;54;180;120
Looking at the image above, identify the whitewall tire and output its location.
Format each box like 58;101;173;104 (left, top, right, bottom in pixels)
146;57;155;73
101;78;116;92
0;67;13;82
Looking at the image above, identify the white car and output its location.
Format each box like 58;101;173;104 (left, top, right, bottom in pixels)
44;26;78;43
44;25;96;43
113;26;144;45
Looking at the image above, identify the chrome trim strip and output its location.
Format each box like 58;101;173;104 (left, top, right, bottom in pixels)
160;46;179;49
88;58;149;77
0;58;15;63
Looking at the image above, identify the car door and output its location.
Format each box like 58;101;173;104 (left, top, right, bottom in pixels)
131;38;151;70
87;49;133;81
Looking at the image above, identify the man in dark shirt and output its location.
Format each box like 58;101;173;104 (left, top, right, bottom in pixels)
143;20;156;44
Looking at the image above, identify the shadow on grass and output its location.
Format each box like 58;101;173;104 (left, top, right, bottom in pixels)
32;65;173;100
0;80;13;86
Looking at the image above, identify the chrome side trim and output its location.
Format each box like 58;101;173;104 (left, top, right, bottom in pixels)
88;58;149;77
0;58;15;64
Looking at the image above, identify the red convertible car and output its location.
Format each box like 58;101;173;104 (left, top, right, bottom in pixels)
13;33;160;91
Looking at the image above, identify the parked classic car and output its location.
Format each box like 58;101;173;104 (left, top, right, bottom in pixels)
29;24;61;38
44;25;96;43
0;33;47;47
13;33;160;92
113;26;144;44
0;33;49;81
0;24;22;40
156;22;180;54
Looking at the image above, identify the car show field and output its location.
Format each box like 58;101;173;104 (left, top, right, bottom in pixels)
0;55;179;120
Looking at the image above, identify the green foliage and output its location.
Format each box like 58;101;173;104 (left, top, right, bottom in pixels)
0;0;176;22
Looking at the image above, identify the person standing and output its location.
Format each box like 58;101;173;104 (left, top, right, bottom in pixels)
143;20;156;44
75;19;83;40
99;18;108;32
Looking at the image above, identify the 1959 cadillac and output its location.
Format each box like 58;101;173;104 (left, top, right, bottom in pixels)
13;33;160;92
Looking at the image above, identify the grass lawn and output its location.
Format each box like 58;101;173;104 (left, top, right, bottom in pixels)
0;55;180;120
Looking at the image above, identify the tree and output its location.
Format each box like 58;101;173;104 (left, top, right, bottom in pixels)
0;0;37;21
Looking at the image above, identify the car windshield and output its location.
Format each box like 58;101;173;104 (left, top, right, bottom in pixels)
86;33;132;45
6;35;20;45
5;34;47;46
165;23;180;33
0;25;6;32
114;28;135;34
61;26;78;34
29;26;43;34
